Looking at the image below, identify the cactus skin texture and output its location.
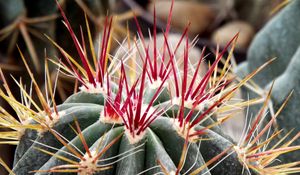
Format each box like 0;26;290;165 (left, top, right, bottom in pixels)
236;0;300;162
1;1;300;175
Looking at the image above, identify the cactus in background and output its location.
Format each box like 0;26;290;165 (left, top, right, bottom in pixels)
0;0;128;101
0;0;300;175
235;0;300;162
0;0;57;75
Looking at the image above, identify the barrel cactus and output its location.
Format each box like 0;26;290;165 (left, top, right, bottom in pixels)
235;0;300;162
0;0;300;175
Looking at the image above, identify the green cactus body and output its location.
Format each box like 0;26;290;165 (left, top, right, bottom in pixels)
14;103;102;160
64;92;105;104
12;105;103;174
264;47;300;162
29;113;241;175
235;0;300;162
36;121;115;174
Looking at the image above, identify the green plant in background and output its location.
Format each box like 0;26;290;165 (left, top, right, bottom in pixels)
0;0;300;175
235;0;300;162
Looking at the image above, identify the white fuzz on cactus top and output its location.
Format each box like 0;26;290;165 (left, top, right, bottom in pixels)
149;78;167;89
125;128;147;145
99;110;123;124
124;105;156;144
38;111;66;135
172;97;212;111
79;150;98;175
79;82;107;94
173;119;198;142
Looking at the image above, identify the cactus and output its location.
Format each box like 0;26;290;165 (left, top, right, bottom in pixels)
0;0;300;175
235;0;300;162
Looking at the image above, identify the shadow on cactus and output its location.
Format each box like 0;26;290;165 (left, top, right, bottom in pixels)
0;0;300;175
